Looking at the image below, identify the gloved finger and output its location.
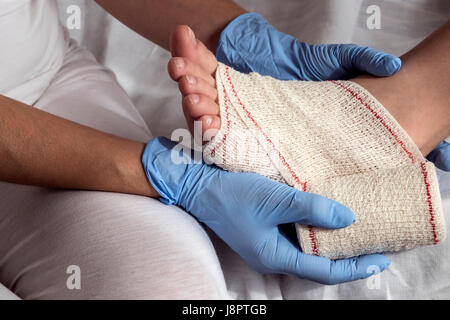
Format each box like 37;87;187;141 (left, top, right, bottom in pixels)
301;253;390;285
341;44;402;77
277;237;390;284
271;188;355;229
427;141;450;171
268;234;390;284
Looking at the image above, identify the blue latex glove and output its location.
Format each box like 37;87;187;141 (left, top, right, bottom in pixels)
427;141;450;171
142;137;390;284
217;12;450;171
216;12;401;81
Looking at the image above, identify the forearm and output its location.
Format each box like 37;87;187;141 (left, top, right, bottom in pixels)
94;0;246;52
0;95;158;197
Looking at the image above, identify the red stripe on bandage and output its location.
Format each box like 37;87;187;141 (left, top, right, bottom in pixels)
224;67;307;190
331;81;415;163
223;66;315;254
208;89;231;158
420;162;439;244
332;81;438;247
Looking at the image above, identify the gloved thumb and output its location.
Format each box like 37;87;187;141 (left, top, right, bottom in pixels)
343;44;402;77
271;189;355;229
269;234;390;284
296;252;391;285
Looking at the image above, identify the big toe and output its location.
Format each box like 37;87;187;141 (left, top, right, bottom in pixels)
170;25;218;76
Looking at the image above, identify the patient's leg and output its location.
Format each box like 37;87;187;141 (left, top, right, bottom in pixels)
352;20;450;155
168;22;450;156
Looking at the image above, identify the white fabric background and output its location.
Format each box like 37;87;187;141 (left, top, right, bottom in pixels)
51;0;450;299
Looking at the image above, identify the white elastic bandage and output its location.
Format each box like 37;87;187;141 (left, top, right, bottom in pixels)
203;63;446;259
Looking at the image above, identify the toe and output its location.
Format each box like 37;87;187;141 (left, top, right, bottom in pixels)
170;25;196;57
178;75;218;101
181;98;221;139
183;94;220;119
168;57;216;87
200;115;221;140
170;25;218;76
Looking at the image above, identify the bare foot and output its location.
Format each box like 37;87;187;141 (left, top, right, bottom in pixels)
167;25;221;137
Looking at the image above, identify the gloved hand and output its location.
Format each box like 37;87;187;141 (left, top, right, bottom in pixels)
142;137;390;284
216;12;401;81
217;12;450;171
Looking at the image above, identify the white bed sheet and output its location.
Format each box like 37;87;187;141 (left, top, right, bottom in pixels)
58;0;450;299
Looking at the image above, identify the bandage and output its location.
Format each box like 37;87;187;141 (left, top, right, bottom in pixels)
203;63;446;259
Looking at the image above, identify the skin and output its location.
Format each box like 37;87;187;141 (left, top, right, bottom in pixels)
93;0;247;52
0;95;157;197
0;0;246;195
167;22;450;156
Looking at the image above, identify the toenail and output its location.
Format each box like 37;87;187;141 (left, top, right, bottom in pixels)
205;116;212;126
186;26;197;47
174;58;185;69
186;75;196;84
189;95;199;104
186;26;195;39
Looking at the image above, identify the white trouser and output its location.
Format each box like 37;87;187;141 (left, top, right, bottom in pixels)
0;40;228;299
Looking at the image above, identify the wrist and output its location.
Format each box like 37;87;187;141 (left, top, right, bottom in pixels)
113;139;159;197
141;137;214;208
141;137;186;205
